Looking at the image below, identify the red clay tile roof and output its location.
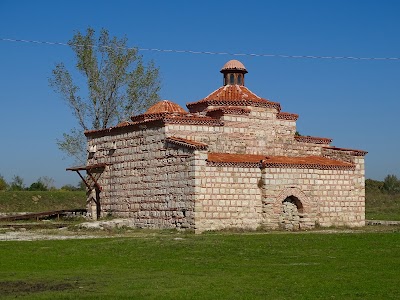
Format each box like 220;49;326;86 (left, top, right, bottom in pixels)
207;153;354;170
129;99;223;126
115;120;132;127
84;120;136;135
166;136;208;150
208;153;267;164
131;112;169;123
277;112;299;121
86;101;187;136
261;156;354;170
129;100;224;126
145;100;187;114
323;146;368;156
187;85;281;113
295;135;332;144
85;114;223;137
162;115;223;126
220;60;248;73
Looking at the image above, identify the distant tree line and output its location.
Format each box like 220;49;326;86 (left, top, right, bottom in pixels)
366;174;400;195
0;174;85;192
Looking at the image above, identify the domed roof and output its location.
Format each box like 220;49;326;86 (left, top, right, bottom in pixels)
145;100;187;115
187;85;281;113
220;60;247;73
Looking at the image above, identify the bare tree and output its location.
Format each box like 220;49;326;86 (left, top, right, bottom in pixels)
49;27;161;163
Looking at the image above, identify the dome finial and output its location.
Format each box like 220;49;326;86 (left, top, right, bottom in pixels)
220;60;247;86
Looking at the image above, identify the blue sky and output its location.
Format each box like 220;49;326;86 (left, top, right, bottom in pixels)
0;0;399;187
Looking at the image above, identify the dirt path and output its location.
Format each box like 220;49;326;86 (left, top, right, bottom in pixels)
1;222;399;241
0;229;98;241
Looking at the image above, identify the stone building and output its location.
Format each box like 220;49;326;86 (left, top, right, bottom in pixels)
68;60;367;232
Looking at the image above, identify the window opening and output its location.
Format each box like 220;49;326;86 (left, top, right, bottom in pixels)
229;74;235;85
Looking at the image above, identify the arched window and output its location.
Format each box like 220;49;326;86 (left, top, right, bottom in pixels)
283;196;304;213
237;74;242;85
229;74;235;85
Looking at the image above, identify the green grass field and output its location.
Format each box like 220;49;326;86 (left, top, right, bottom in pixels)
0;191;85;213
0;231;399;299
0;189;400;299
366;192;400;220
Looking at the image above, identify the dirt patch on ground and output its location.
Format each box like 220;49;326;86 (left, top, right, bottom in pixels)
0;229;99;241
0;221;399;242
0;280;76;296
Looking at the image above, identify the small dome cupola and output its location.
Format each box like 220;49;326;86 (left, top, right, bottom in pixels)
220;60;248;86
131;100;187;123
144;100;187;115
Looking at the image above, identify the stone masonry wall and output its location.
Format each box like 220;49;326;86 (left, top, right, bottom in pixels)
167;107;327;157
322;148;366;226
261;167;365;228
193;161;263;232
86;126;197;229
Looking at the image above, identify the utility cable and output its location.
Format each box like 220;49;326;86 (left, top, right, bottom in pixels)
1;37;399;61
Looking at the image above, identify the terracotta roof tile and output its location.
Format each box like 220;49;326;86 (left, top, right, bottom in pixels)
187;85;281;113
206;106;251;117
85;114;223;137
163;115;223;126
115;120;132;127
145;100;187;114
262;156;354;169
130;99;223;126
207;153;354;170
131;112;168;123
85;119;164;136
295;135;332;144
208;153;267;164
323;146;368;156
166;136;208;150
277;112;299;121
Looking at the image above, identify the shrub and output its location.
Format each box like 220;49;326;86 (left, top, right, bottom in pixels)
382;174;400;195
28;181;48;191
9;175;25;191
365;179;384;193
0;175;8;191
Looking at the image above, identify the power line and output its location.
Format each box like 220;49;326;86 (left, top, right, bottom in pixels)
1;37;400;61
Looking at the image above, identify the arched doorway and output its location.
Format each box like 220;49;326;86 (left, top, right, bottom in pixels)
279;196;303;230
